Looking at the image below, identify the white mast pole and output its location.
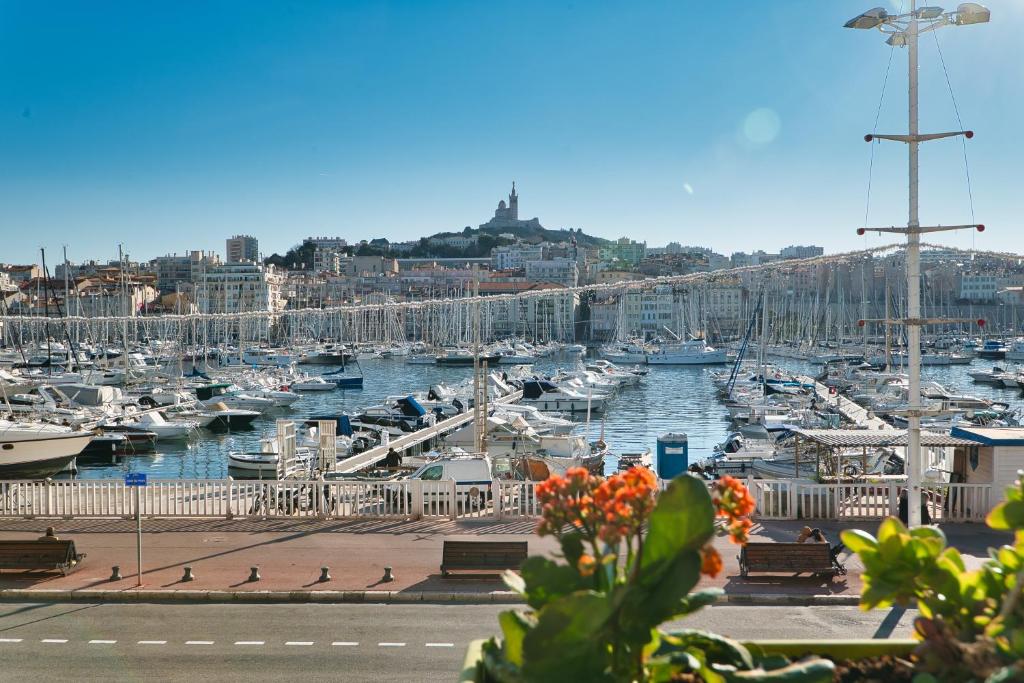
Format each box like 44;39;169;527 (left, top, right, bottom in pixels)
906;0;923;528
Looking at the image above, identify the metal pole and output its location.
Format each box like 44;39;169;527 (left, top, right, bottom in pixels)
135;485;143;587
906;0;923;527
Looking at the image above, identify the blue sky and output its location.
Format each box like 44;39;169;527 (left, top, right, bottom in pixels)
1;1;1021;265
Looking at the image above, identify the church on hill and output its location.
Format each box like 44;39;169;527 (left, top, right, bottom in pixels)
479;183;544;232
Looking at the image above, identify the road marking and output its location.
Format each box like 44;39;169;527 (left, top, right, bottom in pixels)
89;640;117;644
186;641;215;645
378;642;406;647
41;639;67;644
331;641;359;646
138;640;167;645
234;641;265;646
0;638;22;643
285;641;314;646
426;642;455;647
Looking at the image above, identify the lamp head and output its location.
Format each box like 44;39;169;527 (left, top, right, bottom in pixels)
954;2;990;25
886;33;908;47
917;6;946;20
845;7;889;29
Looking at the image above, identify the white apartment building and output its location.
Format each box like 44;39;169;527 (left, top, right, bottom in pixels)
960;274;999;302
491;244;545;271
525;258;578;288
196;263;286;314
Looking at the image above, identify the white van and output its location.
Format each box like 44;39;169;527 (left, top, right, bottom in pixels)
388;455;494;512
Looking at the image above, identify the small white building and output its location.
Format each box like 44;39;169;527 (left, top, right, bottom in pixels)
950;426;1024;504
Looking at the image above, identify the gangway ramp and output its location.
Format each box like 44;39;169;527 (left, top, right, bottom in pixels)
334;390;523;474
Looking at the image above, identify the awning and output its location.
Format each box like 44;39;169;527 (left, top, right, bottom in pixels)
791;428;978;448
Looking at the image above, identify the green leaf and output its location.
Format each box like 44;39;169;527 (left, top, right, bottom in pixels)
559;531;585;567
618;550;703;643
643;474;715;575
717;657;835;682
840;528;879;555
657;629;754;670
498;610;531;666
987;500;1024;531
518;556;588;609
522;592;614;682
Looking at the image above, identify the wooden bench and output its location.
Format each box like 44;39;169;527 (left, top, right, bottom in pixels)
0;540;86;576
440;540;527;576
738;542;844;578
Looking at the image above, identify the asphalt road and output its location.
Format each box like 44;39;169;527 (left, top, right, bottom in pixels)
0;602;917;682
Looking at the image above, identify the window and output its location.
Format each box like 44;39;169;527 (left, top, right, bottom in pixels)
420;465;444;481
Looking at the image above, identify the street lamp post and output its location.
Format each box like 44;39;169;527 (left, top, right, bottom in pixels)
846;2;990;526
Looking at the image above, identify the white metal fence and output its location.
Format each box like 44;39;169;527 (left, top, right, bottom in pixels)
0;477;993;523
750;478;992;523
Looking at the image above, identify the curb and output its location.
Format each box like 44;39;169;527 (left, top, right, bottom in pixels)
0;589;859;607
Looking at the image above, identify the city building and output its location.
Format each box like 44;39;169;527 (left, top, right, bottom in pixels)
491;243;545;271
599;237;647;267
525;258;578;288
780;245;825;260
226;235;259;263
196;262;286;313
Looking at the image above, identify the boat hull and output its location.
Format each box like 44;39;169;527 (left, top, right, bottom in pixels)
0;432;93;478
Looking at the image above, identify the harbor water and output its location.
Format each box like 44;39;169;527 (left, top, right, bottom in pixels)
68;354;1024;480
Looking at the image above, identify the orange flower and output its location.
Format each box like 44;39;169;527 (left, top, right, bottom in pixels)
577;553;597;577
700;546;723;578
727;518;753;545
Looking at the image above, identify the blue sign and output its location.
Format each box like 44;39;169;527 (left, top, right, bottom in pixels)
124;473;148;487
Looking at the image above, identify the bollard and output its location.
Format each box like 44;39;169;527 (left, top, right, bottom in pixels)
319;566;331;583
248;566;261;582
382;566;394;583
110;565;122;582
182;566;195;582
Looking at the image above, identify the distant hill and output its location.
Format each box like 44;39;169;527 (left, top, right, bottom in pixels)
264;225;610;269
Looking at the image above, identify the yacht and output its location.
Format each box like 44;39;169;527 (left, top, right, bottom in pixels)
646;339;727;365
1006;339;1024;362
521;380;606;413
0;420;95;477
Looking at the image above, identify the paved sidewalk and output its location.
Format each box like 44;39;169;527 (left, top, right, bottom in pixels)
0;517;1008;602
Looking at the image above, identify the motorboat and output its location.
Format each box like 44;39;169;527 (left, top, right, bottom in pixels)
199;403;260;430
520;380;606;413
646;339;727;365
1006;339;1024;362
135;411;200;440
0;420;94;477
289;376;336;392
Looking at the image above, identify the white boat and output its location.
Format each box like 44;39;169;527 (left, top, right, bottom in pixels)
406;354;438;365
600;342;648;364
0;421;94;478
646;339;727;365
136;411;199;440
520;380;606;413
289;377;336;392
1006;339;1024;362
228;440;314;477
222;349;295;368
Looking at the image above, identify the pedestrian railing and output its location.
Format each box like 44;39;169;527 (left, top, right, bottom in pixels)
0;478;995;523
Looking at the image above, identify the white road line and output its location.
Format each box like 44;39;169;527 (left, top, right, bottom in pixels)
0;638;23;643
234;641;265;646
378;642;406;647
331;641;359;646
137;640;167;645
285;641;314;646
41;639;67;644
425;643;455;647
185;641;215;645
89;640;117;644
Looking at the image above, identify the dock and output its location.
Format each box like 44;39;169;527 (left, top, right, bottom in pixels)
798;375;888;430
334;390;524;474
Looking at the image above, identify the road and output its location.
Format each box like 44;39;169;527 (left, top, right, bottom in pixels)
0;602;917;681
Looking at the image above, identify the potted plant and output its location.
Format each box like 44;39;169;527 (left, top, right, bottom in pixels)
464;468;850;682
840;472;1024;682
